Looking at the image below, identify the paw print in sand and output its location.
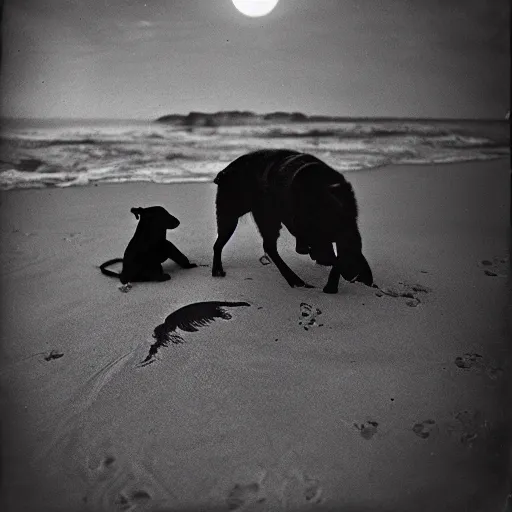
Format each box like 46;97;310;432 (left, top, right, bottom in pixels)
354;420;379;440
412;419;437;439
375;281;431;307
299;303;323;330
226;482;265;510
454;353;504;380
217;465;268;511
479;256;509;277
454;352;483;370
114;489;151;511
447;409;489;448
281;472;323;509
85;453;153;511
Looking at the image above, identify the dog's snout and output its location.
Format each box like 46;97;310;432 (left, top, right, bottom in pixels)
169;217;180;229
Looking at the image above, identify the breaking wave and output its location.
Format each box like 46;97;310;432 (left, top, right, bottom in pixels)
0;118;508;190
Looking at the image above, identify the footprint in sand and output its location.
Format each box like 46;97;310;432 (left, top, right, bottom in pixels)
299;302;323;330
478;256;509;277
454;353;504;381
376;281;431;307
87;454;116;481
86;453;153;511
454;352;483;369
226;482;265;510
447;409;488;448
114;489;152;511
218;465;267;511
412;419;437;439
354;420;379;440
281;472;323;509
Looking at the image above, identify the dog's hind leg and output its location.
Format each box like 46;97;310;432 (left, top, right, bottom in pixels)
212;215;239;277
252;207;313;289
163;240;197;269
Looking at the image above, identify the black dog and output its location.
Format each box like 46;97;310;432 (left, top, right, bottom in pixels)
100;206;196;285
212;149;373;293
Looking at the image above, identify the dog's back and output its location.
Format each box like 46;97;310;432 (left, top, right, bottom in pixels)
214;150;358;237
213;149;299;187
213;149;309;219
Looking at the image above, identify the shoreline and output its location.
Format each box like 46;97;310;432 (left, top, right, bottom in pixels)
0;155;509;194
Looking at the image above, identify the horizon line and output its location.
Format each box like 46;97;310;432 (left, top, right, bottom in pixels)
0;114;508;123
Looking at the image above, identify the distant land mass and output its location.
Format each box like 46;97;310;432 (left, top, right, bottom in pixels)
154;111;506;126
155;110;351;126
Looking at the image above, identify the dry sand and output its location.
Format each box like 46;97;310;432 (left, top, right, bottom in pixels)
0;159;510;512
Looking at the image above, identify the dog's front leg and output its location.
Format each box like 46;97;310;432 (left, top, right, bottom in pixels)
323;266;341;294
325;240;374;292
262;239;314;289
163;240;197;269
323;240;348;293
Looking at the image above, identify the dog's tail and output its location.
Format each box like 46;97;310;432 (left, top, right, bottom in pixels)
99;258;123;278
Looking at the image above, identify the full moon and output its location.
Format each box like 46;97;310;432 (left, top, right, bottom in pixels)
232;0;279;17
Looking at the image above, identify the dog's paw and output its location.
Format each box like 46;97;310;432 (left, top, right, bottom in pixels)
184;262;198;269
212;268;226;277
323;284;338;294
159;273;171;281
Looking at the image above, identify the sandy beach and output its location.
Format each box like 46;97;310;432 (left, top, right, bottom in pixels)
0;159;510;511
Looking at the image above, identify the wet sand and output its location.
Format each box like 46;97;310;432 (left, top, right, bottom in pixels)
0;159;510;512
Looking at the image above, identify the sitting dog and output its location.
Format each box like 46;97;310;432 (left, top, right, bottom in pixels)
212;149;373;293
100;206;196;285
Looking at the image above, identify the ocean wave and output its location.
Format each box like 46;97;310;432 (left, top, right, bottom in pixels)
232;122;453;140
0;119;508;190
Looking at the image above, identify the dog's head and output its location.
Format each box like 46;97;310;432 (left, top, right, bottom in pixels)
131;206;180;230
332;226;374;287
336;250;374;286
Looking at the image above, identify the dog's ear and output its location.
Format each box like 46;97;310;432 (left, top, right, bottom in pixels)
131;207;143;220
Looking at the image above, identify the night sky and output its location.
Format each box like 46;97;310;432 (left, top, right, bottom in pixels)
0;0;509;119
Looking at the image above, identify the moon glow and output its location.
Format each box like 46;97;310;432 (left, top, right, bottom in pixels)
232;0;279;17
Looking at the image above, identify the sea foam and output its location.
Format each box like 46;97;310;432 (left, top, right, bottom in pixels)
0;119;508;190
